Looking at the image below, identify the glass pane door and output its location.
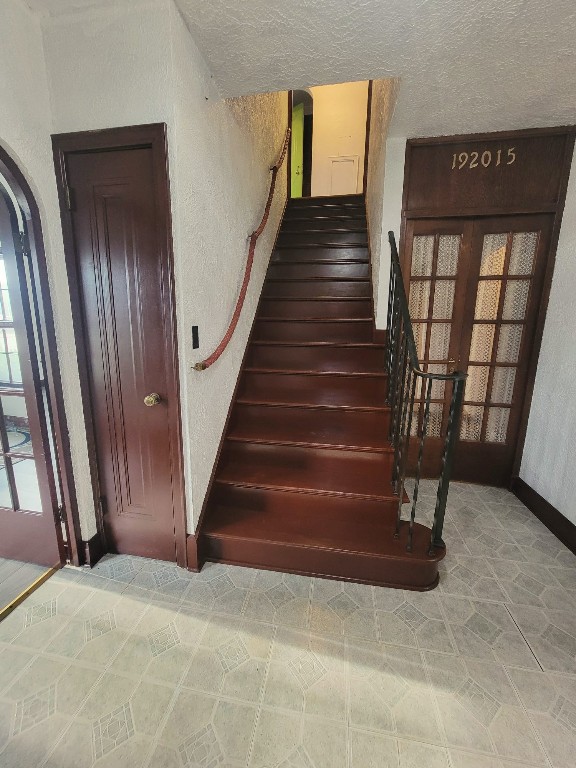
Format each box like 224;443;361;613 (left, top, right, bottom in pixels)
0;189;62;567
404;214;553;486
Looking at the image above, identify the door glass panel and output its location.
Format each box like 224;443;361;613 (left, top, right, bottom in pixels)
502;280;530;320
509;232;538;275
428;363;447;399
480;233;507;275
474;280;502;320
428;403;443;437
409;281;430;319
12;458;42;512
485;407;510;443
469;324;496;362
465;365;489;402
412;323;427;359
411;236;434;276
491;367;516;404
436;235;461;276
461;405;484;440
429;323;451;359
496;324;523;363
0;461;12;507
2;395;32;454
432;281;455;318
0;257;13;322
0;328;22;385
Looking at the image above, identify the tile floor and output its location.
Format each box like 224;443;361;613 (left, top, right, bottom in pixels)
0;557;49;613
0;481;575;767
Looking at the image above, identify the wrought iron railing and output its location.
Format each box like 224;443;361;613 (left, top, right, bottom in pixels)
386;232;467;555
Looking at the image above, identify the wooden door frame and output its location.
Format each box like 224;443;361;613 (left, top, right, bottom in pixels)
400;126;576;483
52;123;188;567
362;80;373;194
0;146;77;567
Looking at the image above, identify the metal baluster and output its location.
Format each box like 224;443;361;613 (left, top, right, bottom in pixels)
394;365;416;538
407;377;432;553
392;332;409;489
429;376;465;554
387;297;401;437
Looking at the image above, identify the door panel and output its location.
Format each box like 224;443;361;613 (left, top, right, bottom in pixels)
67;148;178;561
405;214;553;485
453;215;553;484
0;195;62;567
404;219;473;469
291;102;304;198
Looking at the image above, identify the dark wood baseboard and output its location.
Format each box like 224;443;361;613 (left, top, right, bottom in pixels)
511;476;576;555
186;534;200;572
83;533;106;567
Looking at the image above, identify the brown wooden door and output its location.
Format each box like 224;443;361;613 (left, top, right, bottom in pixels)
67;147;181;561
405;213;553;486
0;195;63;567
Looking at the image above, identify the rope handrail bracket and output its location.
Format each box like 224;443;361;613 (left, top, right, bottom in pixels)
193;126;291;371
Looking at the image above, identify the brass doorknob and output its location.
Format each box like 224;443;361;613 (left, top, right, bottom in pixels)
448;359;457;374
143;392;161;407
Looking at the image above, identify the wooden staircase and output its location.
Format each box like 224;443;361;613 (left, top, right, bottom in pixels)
198;194;444;590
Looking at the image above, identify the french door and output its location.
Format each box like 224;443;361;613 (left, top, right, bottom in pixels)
404;214;553;486
0;193;63;567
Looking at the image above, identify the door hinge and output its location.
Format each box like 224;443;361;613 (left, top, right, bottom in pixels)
99;496;108;517
64;184;75;211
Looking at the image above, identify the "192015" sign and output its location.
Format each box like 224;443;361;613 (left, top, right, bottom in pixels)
451;147;516;170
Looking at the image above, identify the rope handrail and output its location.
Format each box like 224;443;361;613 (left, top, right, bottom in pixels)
193;126;291;371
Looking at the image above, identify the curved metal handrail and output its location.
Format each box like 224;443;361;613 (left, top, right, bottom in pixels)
193;127;291;371
386;231;467;555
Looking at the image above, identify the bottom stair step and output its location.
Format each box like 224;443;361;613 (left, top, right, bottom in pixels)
200;486;444;590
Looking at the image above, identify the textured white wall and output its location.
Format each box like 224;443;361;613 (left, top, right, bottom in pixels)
520;148;576;524
374;137;406;328
4;0;287;537
310;81;368;197
364;79;399;316
0;0;95;538
168;4;288;528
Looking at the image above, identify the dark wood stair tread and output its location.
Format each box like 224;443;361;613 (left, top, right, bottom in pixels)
217;442;396;500
228;405;391;452
237;371;387;409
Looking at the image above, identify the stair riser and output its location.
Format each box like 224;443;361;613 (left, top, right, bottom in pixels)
254;320;373;343
201;537;440;590
272;247;368;262
257;299;372;320
267;263;369;280
237;372;388;408
283;211;367;223
281;219;366;232
288;194;363;207
262;280;371;299
228;404;391;447
277;232;368;247
246;344;385;372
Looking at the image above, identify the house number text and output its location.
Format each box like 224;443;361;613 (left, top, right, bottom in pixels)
451;147;516;170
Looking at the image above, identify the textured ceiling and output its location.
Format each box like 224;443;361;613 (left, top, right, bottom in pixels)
25;0;576;137
175;0;576;136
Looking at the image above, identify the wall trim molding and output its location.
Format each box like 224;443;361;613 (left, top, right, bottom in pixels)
83;533;106;568
511;477;576;555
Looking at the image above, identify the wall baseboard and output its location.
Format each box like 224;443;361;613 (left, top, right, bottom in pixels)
511;477;576;556
186;534;200;572
83;533;106;567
